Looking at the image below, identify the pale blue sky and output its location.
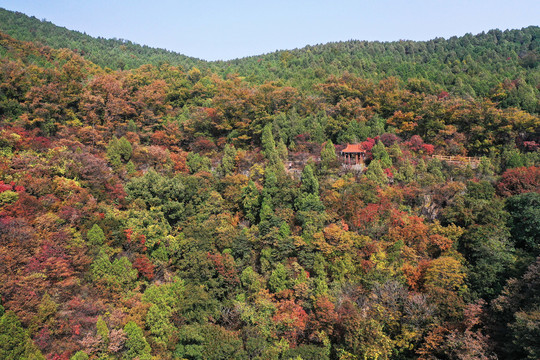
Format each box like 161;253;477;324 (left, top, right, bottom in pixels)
1;0;538;61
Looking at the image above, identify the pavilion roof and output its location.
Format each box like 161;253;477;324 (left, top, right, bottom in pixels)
341;143;365;153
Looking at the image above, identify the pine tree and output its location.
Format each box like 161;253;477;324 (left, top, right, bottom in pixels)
96;316;109;346
106;137;121;168
367;114;385;137
0;311;28;359
29;293;57;335
269;263;289;293
371;140;392;169
127;119;137;133
262;168;278;204
365;160;388;185
242;180;260;224
262;124;280;166
320;139;337;170
107;136;132;167
300;164;319;195
187;152;211;173
0;311;44;360
259;195;274;224
117;136;133;161
124;321;152;360
87;224;105;246
219;144;237;176
276;140;288;162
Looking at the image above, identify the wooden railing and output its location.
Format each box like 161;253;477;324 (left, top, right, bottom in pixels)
432;155;481;164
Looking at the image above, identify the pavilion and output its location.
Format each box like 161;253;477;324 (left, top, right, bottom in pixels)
340;144;366;165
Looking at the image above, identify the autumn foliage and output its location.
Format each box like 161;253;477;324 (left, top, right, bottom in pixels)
0;16;538;360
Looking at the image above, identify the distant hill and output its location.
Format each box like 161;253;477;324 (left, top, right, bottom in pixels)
0;7;205;70
216;27;539;109
0;7;538;112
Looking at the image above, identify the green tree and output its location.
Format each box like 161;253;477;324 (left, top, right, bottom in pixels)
259;195;275;225
300;164;319;195
283;344;330;360
0;190;18;207
218;144;237;176
187;152;211;173
262;124;280;166
124;321;152;360
142;277;185;346
175;324;247;360
29;293;57;335
320;140;337;171
240;266;264;294
96;316;109;347
125;169;187;226
117;136;133;161
0;311;44;360
462;225;515;300
126;160;136;175
477;156;495;177
367;114;385;137
0;311;29;360
276;140;288;162
268;263;289;293
509;309;540;360
365;160;387;185
261;168;280;207
491;257;540;359
87;224;106;246
427;158;445;181
242;180;260;224
506;192;540;256
70;351;89;360
394;160;415;183
127;119;137;133
371;140;392;169
502;147;527;170
91;249;138;290
106;136;132;167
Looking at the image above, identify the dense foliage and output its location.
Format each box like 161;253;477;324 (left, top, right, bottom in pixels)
1;7;539;110
217;27;540;107
0;8;539;360
0;8;205;70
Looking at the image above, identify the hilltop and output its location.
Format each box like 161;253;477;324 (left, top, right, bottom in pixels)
0;7;205;70
1;8;538;111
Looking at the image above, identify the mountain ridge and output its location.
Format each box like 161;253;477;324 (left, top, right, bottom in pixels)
0;7;206;70
1;7;538;68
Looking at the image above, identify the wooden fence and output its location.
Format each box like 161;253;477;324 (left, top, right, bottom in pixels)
432;154;481;166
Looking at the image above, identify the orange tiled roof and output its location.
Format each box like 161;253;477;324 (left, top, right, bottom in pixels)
341;143;365;153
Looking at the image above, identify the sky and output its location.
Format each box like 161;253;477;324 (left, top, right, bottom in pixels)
0;0;539;61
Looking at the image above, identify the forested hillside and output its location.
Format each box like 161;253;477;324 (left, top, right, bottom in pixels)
0;8;205;70
0;8;539;360
1;7;539;112
217;26;540;107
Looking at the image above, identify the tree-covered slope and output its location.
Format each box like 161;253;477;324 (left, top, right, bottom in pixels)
0;9;539;360
217;26;540;111
1;7;538;113
0;7;205;70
